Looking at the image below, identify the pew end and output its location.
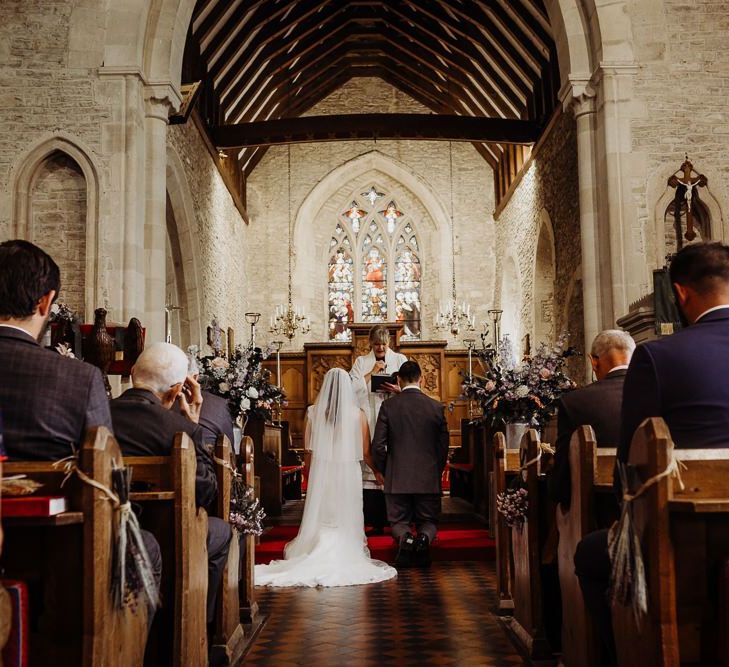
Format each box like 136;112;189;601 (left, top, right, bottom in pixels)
612;418;729;667
211;436;247;666
125;432;208;666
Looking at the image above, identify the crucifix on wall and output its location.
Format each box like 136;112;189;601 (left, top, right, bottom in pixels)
667;156;707;243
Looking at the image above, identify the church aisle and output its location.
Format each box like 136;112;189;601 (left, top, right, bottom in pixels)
244;562;523;666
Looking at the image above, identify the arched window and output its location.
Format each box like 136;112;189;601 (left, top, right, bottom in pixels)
328;187;422;341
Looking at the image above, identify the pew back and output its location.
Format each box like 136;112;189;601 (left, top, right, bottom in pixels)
125;432;208;666
3;428;147;666
212;436;246;664
240;436;259;625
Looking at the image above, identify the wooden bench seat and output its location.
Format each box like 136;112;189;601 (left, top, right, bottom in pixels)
124;433;208;666
2;427;148;666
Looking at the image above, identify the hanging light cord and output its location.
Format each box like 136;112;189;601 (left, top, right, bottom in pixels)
449;141;457;304
287;144;293;309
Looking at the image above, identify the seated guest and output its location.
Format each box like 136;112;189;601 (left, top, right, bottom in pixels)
0;240;112;460
575;242;729;667
0;239;161;589
184;353;235;449
110;342;232;629
549;329;634;509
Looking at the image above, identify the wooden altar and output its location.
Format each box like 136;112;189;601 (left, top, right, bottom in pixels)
263;323;472;451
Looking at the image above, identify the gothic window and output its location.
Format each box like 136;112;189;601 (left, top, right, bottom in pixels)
328;236;355;342
328;187;422;341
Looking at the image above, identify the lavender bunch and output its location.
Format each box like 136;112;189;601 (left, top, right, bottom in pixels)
496;487;529;527
230;485;266;536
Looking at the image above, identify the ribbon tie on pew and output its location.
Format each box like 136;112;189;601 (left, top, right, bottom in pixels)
608;455;686;624
53;453;161;612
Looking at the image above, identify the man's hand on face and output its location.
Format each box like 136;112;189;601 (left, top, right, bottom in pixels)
179;374;203;424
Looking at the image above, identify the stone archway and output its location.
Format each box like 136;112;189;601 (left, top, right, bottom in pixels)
11;133;102;318
165;145;204;348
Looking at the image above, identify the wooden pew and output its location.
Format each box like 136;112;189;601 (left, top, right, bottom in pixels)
211;436;246;666
506;428;552;659
125;433;208;666
2;428;148;666
492;431;519;615
612;418;729;667
555;426;616;667
240;436;260;627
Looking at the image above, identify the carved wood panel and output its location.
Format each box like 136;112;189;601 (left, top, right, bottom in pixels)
308;353;352;404
408;352;441;400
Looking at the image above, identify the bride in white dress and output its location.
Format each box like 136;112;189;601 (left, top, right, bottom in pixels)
255;368;397;588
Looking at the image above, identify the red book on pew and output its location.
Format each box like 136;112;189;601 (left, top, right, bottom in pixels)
1;496;68;517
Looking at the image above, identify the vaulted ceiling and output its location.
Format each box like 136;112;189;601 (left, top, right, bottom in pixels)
184;0;560;182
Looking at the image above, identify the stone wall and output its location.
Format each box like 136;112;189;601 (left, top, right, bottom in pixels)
628;0;729;286
495;110;585;378
167;119;249;350
246;77;497;351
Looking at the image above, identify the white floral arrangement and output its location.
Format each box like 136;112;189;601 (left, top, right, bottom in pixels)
191;343;284;423
462;334;577;428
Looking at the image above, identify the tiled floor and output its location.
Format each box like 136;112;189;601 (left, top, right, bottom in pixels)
244;561;524;666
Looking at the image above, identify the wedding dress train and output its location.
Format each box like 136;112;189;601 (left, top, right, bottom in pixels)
255;369;396;588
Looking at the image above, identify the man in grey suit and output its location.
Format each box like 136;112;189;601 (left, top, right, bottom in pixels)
373;360;450;567
0;240;112;460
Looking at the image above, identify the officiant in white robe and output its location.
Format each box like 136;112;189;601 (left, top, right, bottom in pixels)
349;325;408;534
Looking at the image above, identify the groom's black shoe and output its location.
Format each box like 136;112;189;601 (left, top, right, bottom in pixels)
395;534;415;568
413;533;431;567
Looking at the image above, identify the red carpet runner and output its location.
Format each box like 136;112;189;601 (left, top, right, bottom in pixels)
255;523;494;565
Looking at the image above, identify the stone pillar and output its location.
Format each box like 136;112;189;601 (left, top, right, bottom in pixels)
597;64;643;319
143;88;176;343
565;80;602;379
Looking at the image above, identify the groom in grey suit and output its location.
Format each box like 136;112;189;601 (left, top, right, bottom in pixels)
372;360;450;567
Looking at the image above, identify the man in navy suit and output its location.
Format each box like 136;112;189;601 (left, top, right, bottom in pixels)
575;242;729;667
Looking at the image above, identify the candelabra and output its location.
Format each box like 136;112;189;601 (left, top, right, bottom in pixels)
245;312;260;348
270;143;311;342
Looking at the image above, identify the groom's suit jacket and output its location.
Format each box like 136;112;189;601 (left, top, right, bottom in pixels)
372;387;450;495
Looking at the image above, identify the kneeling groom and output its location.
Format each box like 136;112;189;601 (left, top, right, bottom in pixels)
372;361;450;567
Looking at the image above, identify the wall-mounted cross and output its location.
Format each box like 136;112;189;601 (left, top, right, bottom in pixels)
667;156;707;242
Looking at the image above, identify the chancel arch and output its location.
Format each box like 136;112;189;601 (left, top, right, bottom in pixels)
11;134;101;320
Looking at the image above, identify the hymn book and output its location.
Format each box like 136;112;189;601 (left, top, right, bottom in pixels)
2;496;68;517
371;372;398;393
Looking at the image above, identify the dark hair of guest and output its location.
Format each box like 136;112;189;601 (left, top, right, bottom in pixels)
670;242;729;295
398;360;421;384
0;240;61;318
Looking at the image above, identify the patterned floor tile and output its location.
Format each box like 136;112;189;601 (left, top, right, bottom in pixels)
243;562;525;666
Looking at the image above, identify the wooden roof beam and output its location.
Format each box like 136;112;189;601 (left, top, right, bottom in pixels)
212;114;540;149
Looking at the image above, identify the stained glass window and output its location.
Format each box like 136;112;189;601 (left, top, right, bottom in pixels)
328;238;354;342
362;245;388;322
328;186;422;340
395;245;421;339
